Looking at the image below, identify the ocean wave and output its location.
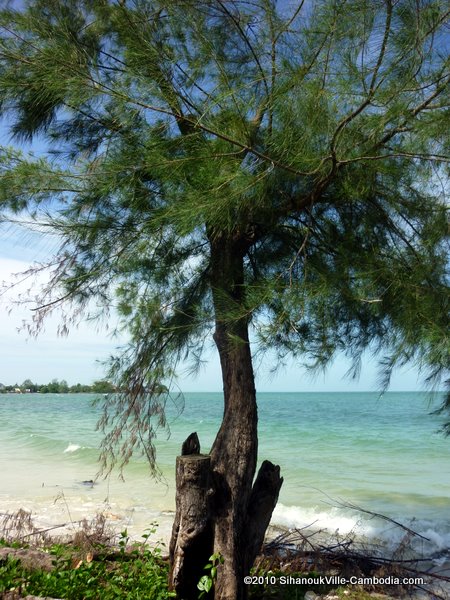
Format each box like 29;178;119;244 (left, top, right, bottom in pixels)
63;443;82;453
272;502;450;561
273;503;367;535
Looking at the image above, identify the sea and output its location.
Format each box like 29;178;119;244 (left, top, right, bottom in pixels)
0;391;449;564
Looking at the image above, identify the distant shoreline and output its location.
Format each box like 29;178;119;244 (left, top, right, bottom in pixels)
1;388;442;394
0;379;115;394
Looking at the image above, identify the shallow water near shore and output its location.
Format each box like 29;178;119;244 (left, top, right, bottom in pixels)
0;391;449;562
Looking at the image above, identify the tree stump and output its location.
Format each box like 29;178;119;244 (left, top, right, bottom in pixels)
245;460;283;569
169;453;213;600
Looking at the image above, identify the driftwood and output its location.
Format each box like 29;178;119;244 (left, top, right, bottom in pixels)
259;520;450;600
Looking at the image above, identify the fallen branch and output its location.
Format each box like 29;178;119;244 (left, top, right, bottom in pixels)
334;500;431;542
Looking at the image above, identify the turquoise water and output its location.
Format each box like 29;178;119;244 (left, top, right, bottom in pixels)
0;391;449;556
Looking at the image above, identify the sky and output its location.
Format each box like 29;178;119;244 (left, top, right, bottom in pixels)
0;130;425;392
0;133;425;393
0;220;425;391
0;12;430;393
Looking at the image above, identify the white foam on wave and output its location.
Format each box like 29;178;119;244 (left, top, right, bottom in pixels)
272;503;450;561
418;527;450;552
273;503;375;536
63;443;81;453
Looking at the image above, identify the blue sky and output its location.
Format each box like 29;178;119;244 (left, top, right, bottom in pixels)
0;38;427;392
0;133;424;391
0;137;424;392
0;220;424;390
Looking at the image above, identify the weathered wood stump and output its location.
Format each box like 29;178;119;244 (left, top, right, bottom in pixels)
245;460;283;570
169;453;213;600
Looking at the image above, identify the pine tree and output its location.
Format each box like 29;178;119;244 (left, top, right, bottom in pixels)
0;1;448;598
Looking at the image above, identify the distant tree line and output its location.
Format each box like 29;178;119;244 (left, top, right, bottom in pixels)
0;379;116;394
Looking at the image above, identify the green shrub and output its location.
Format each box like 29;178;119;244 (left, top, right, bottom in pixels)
0;530;170;599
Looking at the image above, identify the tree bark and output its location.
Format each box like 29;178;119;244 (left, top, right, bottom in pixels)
169;454;213;599
169;235;283;600
207;235;283;600
244;460;283;572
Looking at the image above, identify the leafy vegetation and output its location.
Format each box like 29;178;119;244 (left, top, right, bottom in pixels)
0;0;448;596
0;379;116;394
0;531;171;600
0;545;395;600
0;545;371;600
198;552;225;599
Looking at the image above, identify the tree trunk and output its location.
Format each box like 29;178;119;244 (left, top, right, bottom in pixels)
169;454;213;599
169;235;283;600
208;236;283;600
